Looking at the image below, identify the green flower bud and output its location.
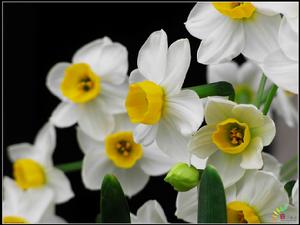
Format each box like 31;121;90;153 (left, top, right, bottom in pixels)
164;163;200;192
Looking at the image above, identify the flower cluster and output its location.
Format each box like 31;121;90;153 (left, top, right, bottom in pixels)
3;2;298;224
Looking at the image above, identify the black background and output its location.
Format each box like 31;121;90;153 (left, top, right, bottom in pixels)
3;2;244;223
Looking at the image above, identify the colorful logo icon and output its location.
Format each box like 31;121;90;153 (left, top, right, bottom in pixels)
272;204;288;222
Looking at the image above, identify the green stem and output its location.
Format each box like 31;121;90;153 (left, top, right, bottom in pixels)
280;155;298;182
189;81;235;101
56;160;82;173
254;74;267;108
262;84;278;115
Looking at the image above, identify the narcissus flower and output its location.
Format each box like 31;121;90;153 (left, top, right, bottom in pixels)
3;177;66;224
262;17;298;94
131;200;168;223
46;37;129;140
125;29;204;162
7;122;74;204
185;2;281;64
207;61;298;127
175;153;283;223
77;114;175;197
189;98;276;185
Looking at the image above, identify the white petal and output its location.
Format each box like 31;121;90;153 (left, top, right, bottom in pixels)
112;166;149;197
3;177;23;216
137;30;168;83
279;17;298;61
207;151;245;188
235;170;257;203
262;49;298;94
156;118;190;163
50;102;78;128
39;204;67;223
77;99;115;141
185;2;227;40
240;137;264;169
190;154;207;170
251;115;276;146
175;188;197;223
248;171;289;220
18;187;54;223
254;2;299;18
165;90;204;136
197;18;244;64
46;62;70;100
7;143;35;162
188;125;218;159
113;113;135;132
287;16;299;33
161;39;191;95
100;81;128;114
262;152;281;179
134;200;168;223
237;60;262;88
242;13;281;63
129;69;147;84
204;97;236;125
272;89;298;127
94;43;128;85
232;104;264;128
133;124;158;146
225;185;237;203
207;61;239;84
292;180;298;208
76;127;104;155
82;151;114;190
72;37;112;64
46;168;74;204
139;142;175;176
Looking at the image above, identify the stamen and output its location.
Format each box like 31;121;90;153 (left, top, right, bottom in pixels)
229;127;244;145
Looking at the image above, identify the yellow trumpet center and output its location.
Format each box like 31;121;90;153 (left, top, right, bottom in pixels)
105;131;143;169
3;216;29;224
61;63;100;103
212;118;250;154
125;81;165;125
227;201;261;223
13;159;46;189
212;2;256;19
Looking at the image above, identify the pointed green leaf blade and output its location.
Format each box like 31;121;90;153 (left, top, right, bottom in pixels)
100;174;131;223
197;165;227;223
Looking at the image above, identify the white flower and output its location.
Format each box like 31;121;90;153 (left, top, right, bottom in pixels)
2;176;64;224
46;37;129;141
175;153;283;223
189;98;276;186
7;122;74;204
176;170;289;223
125;29;204;162
185;2;281;64
207;61;298;127
261;17;298;94
253;2;298;33
292;180;299;208
77;113;176;197
130;200;168;223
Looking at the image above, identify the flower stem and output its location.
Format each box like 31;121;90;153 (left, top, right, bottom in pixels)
254;74;267;108
56;160;82;173
262;84;278;115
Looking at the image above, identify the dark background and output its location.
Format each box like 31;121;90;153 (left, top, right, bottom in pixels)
3;3;246;223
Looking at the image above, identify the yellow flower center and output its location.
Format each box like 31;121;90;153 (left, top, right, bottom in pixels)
13;159;46;189
61;63;100;103
227;201;261;223
3;216;29;224
105;131;143;169
125;81;165;125
212;118;250;154
212;2;256;19
234;84;255;104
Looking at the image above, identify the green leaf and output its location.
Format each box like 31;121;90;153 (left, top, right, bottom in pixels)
280;155;298;182
197;165;227;223
189;81;235;101
284;180;296;198
56;160;82;173
100;174;131;223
